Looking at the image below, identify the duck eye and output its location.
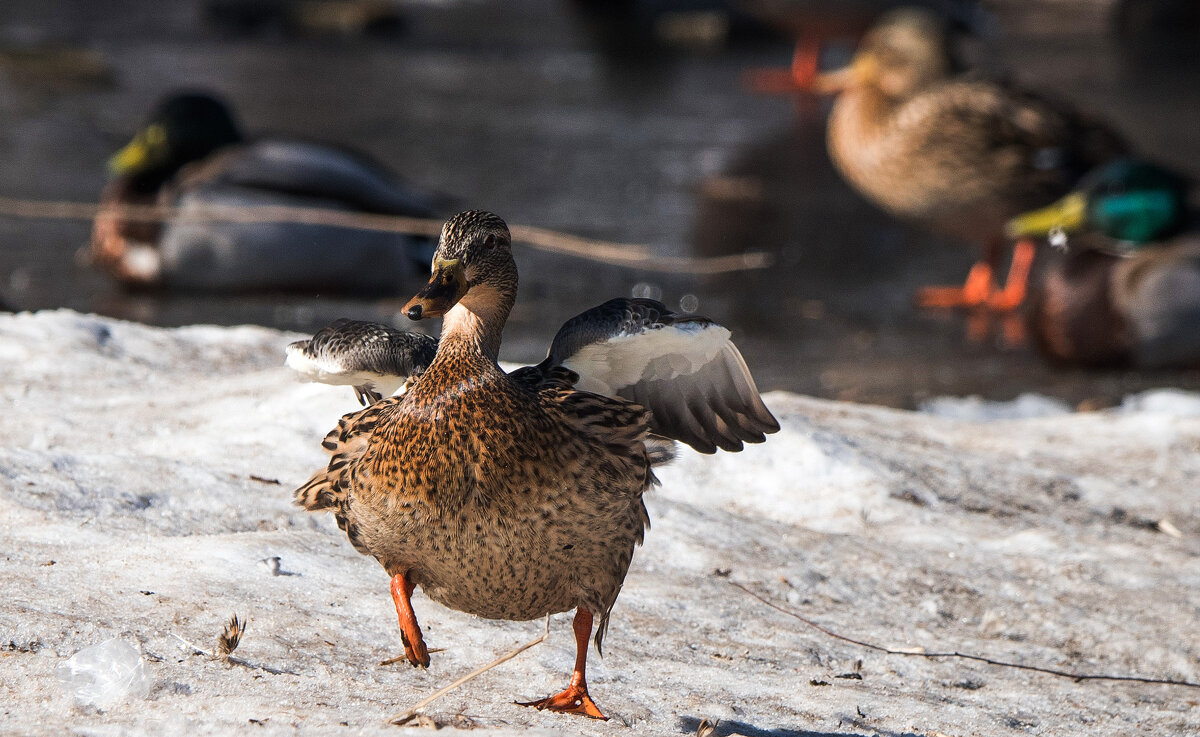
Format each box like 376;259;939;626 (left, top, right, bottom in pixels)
483;234;498;249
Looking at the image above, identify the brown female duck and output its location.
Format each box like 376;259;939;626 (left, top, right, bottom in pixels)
817;9;1128;310
295;211;778;719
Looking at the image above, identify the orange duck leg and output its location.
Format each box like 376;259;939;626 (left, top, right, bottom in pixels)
744;38;821;94
987;239;1036;312
517;608;608;720
918;239;1036;312
390;572;431;668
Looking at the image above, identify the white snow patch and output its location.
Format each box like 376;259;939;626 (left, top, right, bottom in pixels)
1;311;1198;737
919;392;1074;420
1117;388;1200;417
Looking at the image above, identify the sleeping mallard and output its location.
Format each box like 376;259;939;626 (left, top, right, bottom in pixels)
294;210;778;719
91;92;440;292
1008;159;1200;367
817;8;1129;310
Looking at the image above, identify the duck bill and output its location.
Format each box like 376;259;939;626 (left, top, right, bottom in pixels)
404;258;468;320
812;55;875;94
1006;192;1087;239
107;123;165;176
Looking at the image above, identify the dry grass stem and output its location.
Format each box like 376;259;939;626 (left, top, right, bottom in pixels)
387;616;550;726
379;648;445;667
730;580;1200;689
0;196;773;274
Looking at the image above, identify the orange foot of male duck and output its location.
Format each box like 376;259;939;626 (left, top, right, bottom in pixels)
390;572;431;668
744;40;820;94
517;608;608;721
917;239;1036;312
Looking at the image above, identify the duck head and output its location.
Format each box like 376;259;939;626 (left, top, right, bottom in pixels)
404;210;517;321
109;92;243;186
1007;159;1190;249
815;8;953;101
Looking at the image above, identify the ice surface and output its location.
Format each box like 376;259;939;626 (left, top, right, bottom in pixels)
55;638;150;710
1;310;1198;736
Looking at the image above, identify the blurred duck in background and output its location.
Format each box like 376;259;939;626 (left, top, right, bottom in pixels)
91;92;441;293
816;8;1129;312
743;0;985;92
1008;159;1200;368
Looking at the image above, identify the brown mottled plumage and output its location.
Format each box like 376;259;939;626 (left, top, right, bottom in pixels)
296;211;663;720
819;9;1128;309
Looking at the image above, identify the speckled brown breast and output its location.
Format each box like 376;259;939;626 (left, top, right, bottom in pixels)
344;357;650;623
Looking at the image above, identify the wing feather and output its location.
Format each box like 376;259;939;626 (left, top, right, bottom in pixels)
543;298;778;454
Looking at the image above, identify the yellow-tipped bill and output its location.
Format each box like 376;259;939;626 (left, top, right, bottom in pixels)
812;54;877;94
1006;192;1088;239
403;258;468;320
107;123;166;176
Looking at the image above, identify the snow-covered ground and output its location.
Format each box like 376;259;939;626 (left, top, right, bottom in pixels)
1;310;1198;736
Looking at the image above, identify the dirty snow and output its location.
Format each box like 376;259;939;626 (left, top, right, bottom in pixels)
1;310;1198;736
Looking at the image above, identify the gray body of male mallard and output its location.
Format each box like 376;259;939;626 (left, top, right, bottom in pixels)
92;92;439;292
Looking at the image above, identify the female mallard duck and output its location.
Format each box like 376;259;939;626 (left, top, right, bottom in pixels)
91;92;439;292
294;211;778;719
1007;159;1200;367
816;8;1128;310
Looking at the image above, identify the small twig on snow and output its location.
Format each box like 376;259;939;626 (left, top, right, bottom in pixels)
387;615;551;726
729;580;1200;689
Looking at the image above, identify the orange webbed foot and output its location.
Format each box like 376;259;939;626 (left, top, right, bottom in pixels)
917;261;995;308
517;684;608;721
517;608;608;720
399;629;430;669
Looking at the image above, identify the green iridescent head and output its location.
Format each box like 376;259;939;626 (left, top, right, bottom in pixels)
1007;159;1189;249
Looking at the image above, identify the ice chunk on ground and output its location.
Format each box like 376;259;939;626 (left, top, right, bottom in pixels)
55;638;150;710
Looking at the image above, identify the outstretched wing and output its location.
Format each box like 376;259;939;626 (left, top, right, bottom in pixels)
285;319;437;405
539;298;779;454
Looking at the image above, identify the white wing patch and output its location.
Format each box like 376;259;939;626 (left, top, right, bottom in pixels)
284;344;402;396
562;322;732;395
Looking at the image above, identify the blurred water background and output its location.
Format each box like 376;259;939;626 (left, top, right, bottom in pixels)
0;0;1197;406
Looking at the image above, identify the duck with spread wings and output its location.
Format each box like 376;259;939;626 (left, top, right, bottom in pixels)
293;210;777;719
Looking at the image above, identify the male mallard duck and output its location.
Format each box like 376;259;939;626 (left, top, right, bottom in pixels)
816;8;1129;310
294;211;778;719
1006;158;1192;251
286;319;437;406
91;92;439;292
1007;159;1200;367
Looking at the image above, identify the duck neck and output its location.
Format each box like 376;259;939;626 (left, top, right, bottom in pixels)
830;85;898;148
436;283;514;365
